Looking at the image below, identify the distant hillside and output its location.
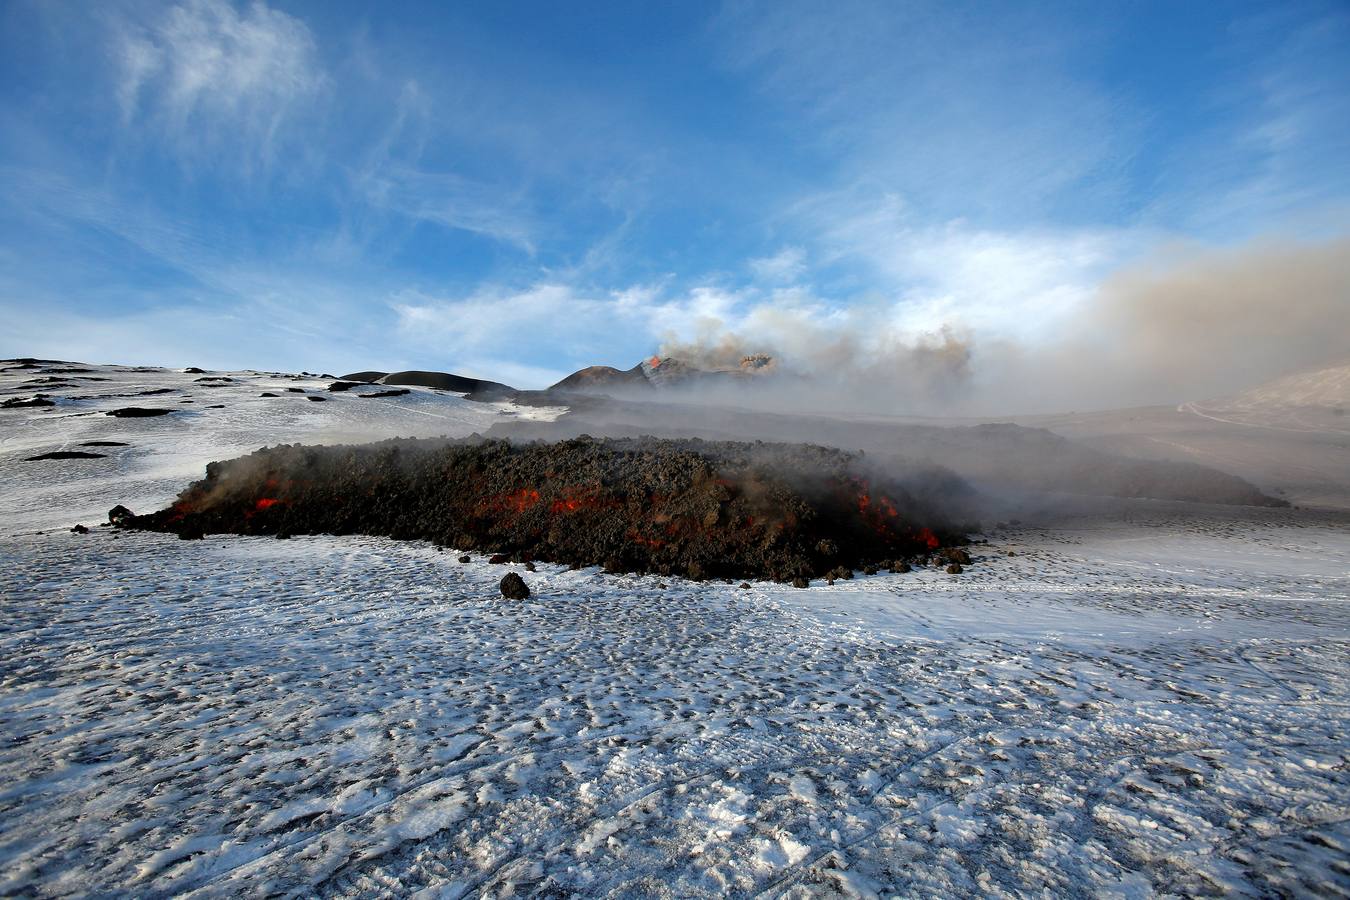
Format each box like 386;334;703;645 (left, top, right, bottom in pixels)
1183;362;1350;432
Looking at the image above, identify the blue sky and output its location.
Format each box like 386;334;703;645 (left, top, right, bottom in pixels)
1;0;1347;391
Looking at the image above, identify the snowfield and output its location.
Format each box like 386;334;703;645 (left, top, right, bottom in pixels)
2;363;1348;897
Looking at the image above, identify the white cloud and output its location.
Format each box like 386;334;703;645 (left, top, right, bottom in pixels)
748;246;806;282
115;0;324;164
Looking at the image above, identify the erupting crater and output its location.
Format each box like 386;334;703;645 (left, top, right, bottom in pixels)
118;436;967;581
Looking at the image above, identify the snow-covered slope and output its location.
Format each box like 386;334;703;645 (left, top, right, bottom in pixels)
1182;361;1350;433
0;362;562;534
1;361;1347;897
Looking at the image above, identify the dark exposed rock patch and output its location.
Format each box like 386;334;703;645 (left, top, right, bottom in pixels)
381;370;516;397
500;572;531;599
549;364;651;394
184;367;207;374
338;371;387;383
307;395;327;402
328;381;362;392
137;388;175;396
360;389;411;398
118;436;963;581
106;407;175;418
26;451;107;461
3;396;55;408
81;441;129;447
287;388;305;393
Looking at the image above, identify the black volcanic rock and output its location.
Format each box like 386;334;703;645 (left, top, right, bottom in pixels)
121;436;961;581
500;572;531;600
549;364;651;394
106;407;174;418
3;396;55;408
381;370;515;396
26;451;106;461
338;371;388;383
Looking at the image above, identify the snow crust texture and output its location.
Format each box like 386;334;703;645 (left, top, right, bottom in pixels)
2;362;1348;897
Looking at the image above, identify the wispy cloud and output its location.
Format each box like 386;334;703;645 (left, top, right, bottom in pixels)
114;0;325;167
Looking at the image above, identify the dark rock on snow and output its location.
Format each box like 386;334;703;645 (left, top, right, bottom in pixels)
106;407;174;417
3;396;56;408
118;436;963;582
500;572;531;600
26;451;106;461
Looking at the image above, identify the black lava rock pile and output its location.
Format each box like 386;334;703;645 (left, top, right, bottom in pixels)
117;436;967;582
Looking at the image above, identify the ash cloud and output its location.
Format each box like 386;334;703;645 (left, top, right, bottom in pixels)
1075;236;1350;406
655;235;1350;416
656;312;976;416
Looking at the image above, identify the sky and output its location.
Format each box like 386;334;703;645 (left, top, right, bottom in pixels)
1;0;1347;405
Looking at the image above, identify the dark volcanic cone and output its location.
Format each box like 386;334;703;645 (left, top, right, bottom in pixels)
120;436;963;581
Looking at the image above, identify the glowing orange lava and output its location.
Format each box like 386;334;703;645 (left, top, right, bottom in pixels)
502;489;541;512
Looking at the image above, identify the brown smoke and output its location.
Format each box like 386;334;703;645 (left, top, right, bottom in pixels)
656;235;1350;415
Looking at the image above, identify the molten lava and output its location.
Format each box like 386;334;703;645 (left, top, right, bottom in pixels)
118;436;967;581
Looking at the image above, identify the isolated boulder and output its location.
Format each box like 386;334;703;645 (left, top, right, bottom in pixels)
500;572;530;600
107;505;135;525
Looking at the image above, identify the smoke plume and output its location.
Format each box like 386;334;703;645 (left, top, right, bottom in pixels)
655;235;1350;416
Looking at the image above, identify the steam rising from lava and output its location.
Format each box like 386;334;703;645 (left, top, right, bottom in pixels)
652;235;1349;416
